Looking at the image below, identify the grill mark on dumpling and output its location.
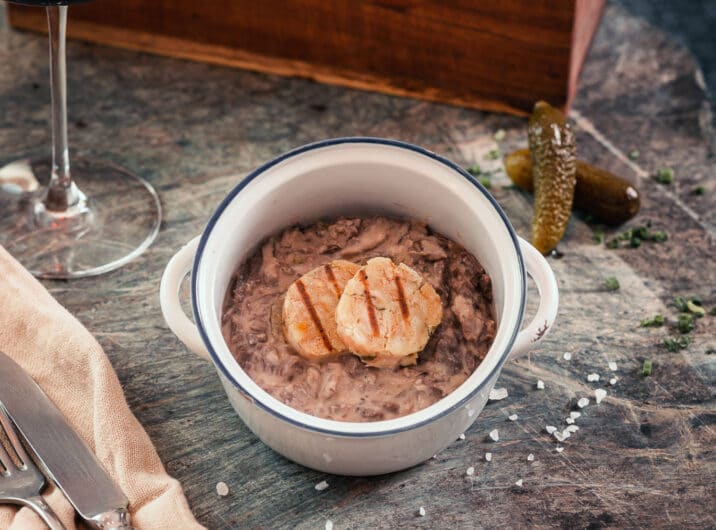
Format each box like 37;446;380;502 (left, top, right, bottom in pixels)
359;270;380;337
295;279;334;353
324;263;341;297
393;273;410;321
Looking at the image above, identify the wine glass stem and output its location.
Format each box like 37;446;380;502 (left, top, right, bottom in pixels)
44;6;81;212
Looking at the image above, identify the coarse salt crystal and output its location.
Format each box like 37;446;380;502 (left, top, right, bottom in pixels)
587;373;600;382
545;425;557;434
458;433;465;440
563;352;572;361
489;429;499;442
595;388;607;404
515;479;523;487
536;380;545;390
570;411;581;419
418;506;426;517
566;425;579;433
216;482;229;496
608;361;617;371
609;377;618;386
566;417;575;424
489;387;509;401
315;480;329;491
508;414;518;421
485;452;492;462
466;466;475;476
325;520;334;530
556;447;564;453
577;397;589;408
527;453;534;461
554;430;570;442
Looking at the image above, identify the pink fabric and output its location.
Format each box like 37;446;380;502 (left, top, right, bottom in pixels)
0;246;204;530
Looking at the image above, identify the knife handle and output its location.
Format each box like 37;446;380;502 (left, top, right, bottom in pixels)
89;508;135;529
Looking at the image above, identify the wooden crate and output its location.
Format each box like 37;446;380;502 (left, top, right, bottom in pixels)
7;0;605;115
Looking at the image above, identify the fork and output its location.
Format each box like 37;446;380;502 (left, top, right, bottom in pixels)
0;405;66;530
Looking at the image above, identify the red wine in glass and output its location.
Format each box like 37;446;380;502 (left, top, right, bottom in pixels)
0;2;161;278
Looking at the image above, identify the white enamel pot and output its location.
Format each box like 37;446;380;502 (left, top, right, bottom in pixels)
160;138;558;476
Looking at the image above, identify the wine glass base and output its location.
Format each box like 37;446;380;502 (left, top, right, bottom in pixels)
0;157;161;279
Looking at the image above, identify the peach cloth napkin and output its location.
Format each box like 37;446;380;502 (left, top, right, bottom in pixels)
0;246;205;530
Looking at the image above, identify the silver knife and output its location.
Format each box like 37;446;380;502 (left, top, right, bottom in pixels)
0;351;134;529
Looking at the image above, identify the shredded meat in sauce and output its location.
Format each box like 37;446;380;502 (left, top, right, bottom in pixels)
221;217;496;422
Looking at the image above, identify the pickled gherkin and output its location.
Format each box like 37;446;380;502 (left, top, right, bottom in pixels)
505;148;641;226
527;101;577;254
504;149;534;191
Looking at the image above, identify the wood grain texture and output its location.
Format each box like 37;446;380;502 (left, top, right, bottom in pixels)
7;0;605;115
0;2;714;528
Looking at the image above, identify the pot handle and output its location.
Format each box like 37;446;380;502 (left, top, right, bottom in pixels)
159;236;211;360
511;237;559;357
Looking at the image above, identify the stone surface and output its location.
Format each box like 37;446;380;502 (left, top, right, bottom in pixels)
0;2;714;529
617;0;716;119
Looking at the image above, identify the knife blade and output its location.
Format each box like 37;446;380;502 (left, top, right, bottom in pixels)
0;351;133;529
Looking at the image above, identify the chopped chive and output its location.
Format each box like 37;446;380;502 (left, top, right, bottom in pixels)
493;129;506;141
711;306;716;316
674;297;689;312
628;149;640;160
604;277;620;291
593;230;605;244
606;224;668;249
640;314;665;327
485;149;500;161
677;314;695;334
686;300;705;317
693;186;705;196
466;164;481;176
639;359;652;377
632;226;649;240
663;335;691;352
655;167;674;184
479;176;491;188
650;230;668;242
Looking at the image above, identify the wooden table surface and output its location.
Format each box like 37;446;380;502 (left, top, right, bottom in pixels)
1;3;714;528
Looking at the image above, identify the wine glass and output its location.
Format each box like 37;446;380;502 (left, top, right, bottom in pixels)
0;2;161;278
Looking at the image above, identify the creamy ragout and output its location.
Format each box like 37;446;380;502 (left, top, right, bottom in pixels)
221;217;496;422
